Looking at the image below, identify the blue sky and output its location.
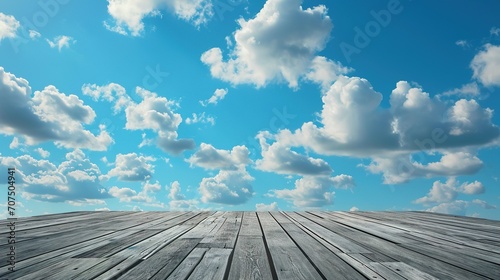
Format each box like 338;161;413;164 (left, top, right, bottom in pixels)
1;0;499;219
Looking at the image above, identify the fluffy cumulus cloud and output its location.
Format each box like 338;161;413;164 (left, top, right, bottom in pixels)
82;83;132;113
107;153;156;181
108;180;165;208
367;152;484;184
83;84;194;155
46;35;75;51
189;143;254;205
271;174;354;208
0;13;20;40
201;0;348;88
257;76;499;183
125;88;195;154
187;143;250;170
256;202;279;211
256;132;331;176
105;0;213;36
414;178;486;215
167;181;199;210
471;44;500;87
0;150;110;203
199;167;254;204
0;68;113;151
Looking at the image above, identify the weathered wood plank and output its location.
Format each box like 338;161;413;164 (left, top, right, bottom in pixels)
187;248;232;280
227;236;273;280
118;238;202;279
258;212;323;280
271;212;366;280
166;247;208;280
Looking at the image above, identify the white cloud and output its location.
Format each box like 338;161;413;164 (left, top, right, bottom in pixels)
9;137;21;149
35;148;50;158
472;199;496;209
125;87;195;154
256;202;279;211
199;167;254;205
256;132;332;176
305;56;352;91
367;152;483;184
46;35;75;51
349;206;359;212
201;0;337;88
459;181;485;195
271;174;354;208
0;68;113;151
201;88;228;106
455;40;469;48
441;82;479;97
415;177;485;205
471;44;500;87
185;112;215;125
0;13;20;41
415;178;458;204
107;153;155;181
491;27;500;36
187;143;250;170
29;30;41;39
167;181;199;210
95;207;111;211
0;150;110;203
82;83;132;113
168;181;185;200
427;200;468;215
105;0;213;36
108;180;164;207
257;76;499;183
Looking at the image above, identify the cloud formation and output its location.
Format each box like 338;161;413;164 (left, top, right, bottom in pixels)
0;150;110;203
189;143;254;205
46;35;75;51
201;0;344;88
0;68;113;151
471;44;500;87
105;0;213;36
271;174;354;208
256;76;499;183
107;153;156;181
83;84;195;155
0;13;19;41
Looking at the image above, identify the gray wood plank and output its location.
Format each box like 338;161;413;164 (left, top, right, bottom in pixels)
381;262;440;280
239;212;263;237
257;212;323;280
166;248;208;280
227;236;273;280
298;212;488;280
118;238;202;280
271;212;366;280
187;248;233;280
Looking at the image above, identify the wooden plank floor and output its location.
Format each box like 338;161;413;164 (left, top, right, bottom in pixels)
1;211;499;279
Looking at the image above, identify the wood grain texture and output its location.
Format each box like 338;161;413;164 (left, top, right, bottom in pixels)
0;211;498;280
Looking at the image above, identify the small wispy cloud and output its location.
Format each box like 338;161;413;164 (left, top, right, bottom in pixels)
46;35;75;51
455;40;470;48
200;88;228;106
490;27;500;36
